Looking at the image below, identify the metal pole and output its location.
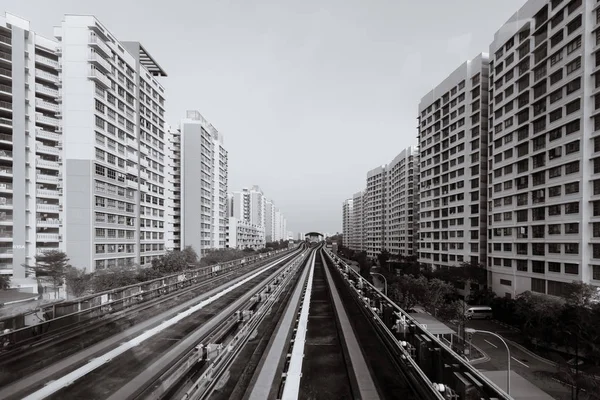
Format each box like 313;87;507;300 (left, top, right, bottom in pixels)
472;329;510;395
371;272;387;296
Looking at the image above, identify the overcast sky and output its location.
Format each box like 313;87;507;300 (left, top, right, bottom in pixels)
5;0;526;235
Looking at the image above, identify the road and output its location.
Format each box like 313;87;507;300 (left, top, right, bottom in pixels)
466;319;571;400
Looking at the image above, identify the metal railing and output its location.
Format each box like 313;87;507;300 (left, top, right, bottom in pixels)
323;250;513;400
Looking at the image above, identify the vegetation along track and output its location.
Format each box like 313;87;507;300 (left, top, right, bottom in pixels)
0;251;296;388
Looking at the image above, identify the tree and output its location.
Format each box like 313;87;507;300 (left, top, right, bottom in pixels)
151;250;190;275
243;247;255;253
199;248;246;267
424;278;456;317
377;249;391;270
27;250;70;299
92;265;139;293
64;267;92;299
0;274;10;290
136;266;163;283
181;246;199;265
388;274;429;310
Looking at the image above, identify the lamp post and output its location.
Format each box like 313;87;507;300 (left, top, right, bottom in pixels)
465;328;510;395
370;272;387;296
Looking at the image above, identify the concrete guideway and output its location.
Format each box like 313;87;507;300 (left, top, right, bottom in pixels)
105;250;309;400
320;250;380;400
245;250;314;400
0;250;300;400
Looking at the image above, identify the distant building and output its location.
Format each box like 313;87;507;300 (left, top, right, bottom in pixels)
226;217;264;250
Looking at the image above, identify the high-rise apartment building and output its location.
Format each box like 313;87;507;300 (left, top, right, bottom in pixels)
418;54;490;270
342;198;353;247
274;209;282;241
0;13;61;282
365;165;387;259
169;111;228;256
230;185;265;227
487;0;600;297
56;15;169;272
386;146;420;257
165;125;180;251
264;199;276;242
349;190;365;251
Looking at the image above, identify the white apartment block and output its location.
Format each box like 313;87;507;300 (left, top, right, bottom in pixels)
226;217;265;250
342;198;353;247
385;146;419;258
418;53;490;270
365;165;387;259
0;13;62;282
274;209;282;241
230;185;265;227
487;0;600;297
165;124;179;251
349;190;365;251
264;198;275;242
168;111;227;256
56;15;169;272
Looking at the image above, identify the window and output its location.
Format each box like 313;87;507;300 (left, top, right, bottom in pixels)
565;140;580;154
566;36;581;54
566;57;581;75
531;278;546;293
565;182;579;194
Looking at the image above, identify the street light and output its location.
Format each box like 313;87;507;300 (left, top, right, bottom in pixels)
465;328;510;395
370;272;387;296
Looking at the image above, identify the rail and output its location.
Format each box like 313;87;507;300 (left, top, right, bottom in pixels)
323;249;513;400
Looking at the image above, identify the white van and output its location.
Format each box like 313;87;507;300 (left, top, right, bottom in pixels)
464;306;493;320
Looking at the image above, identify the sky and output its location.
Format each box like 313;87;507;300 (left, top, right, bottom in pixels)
4;0;527;235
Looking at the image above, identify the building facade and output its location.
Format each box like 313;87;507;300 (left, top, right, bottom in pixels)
264;199;275;242
349;190;365;251
169;110;227;257
487;0;600;297
386;146;419;258
417;53;490;270
226;217;265;250
56;15;169;272
365;166;387;259
342;198;353;247
0;13;62;282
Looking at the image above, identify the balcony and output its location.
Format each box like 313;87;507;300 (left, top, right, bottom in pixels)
0;67;10;79
126;180;138;189
0;50;11;63
0;133;10;144
0;197;12;207
35;55;59;69
89;34;111;56
0;232;11;241
0;167;12;177
0;214;12;224
35;113;60;127
37;173;59;183
0;150;11;161
140;171;148;181
37;189;60;198
35;69;59;84
0;248;12;257
36;203;60;212
126;165;137;175
89;67;111;88
0;100;10;112
35;84;59;98
89;52;111;72
36;129;61;142
35;99;59;113
0;84;11;96
36;143;60;155
0;183;13;192
36;158;60;170
37;219;61;227
37;233;60;242
37;247;59;255
0;117;11;128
